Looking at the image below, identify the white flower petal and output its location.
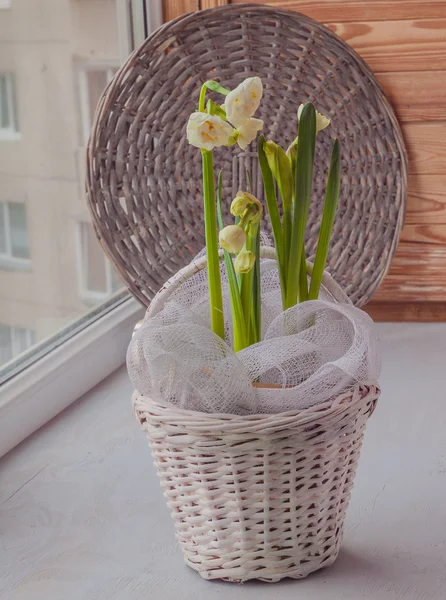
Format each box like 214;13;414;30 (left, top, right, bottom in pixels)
236;118;264;150
316;112;330;132
298;103;331;133
186;112;234;150
225;76;263;128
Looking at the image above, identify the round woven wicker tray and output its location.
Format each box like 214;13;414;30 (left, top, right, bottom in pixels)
86;3;407;307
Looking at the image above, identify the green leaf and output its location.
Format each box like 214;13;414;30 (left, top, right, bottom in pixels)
286;102;316;309
309;139;341;300
217;171;247;351
258;134;287;307
263;140;293;209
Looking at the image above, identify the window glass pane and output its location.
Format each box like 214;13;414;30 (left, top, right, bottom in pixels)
86;70;108;128
110;262;123;292
0;1;125;373
0;75;10;128
81;222;107;294
8;202;29;259
0;323;12;364
0;203;6;253
13;326;35;353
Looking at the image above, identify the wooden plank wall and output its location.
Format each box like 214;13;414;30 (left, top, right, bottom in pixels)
162;0;446;321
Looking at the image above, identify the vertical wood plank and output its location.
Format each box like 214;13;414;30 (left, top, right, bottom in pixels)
200;0;229;8
229;1;446;23
162;0;200;22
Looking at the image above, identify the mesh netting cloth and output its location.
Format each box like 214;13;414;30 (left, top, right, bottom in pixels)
127;258;381;415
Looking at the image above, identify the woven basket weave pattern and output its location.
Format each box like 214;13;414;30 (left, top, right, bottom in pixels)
132;251;380;581
134;385;379;582
86;3;407;309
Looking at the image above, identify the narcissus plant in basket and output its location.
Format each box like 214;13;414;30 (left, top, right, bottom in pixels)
186;76;341;351
128;76;380;414
129;75;381;583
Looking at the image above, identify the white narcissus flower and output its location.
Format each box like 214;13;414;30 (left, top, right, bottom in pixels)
224;76;263;128
219;225;246;254
298;104;331;133
236;118;264;150
186;112;234;151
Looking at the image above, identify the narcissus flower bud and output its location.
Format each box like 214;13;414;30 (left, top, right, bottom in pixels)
234;250;255;274
231;191;263;224
230;191;251;216
219;224;246;254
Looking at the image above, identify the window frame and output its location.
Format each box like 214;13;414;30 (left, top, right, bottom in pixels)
0;72;20;140
0;0;162;458
78;63;119;146
0;323;35;364
0;201;31;269
76;221;121;304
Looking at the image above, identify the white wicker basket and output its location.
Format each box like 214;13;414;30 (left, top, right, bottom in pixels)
133;249;380;582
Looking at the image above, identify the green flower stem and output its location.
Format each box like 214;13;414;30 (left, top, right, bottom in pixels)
309;139;341;300
286;103;316;309
199;85;207;112
203;80;230;96
199;81;230;112
246;168;253;193
216;172;246;351
258;135;286;308
252;221;261;344
202;149;225;340
240;224;257;345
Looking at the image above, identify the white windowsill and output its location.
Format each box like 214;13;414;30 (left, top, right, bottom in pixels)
0;322;445;598
0;295;145;457
80;290;118;306
0;130;21;141
0;256;31;271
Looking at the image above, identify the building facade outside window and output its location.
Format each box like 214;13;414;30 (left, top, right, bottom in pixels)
0;323;35;366
0;73;19;139
78;65;118;144
0;202;30;265
0;0;123;373
77;221;122;303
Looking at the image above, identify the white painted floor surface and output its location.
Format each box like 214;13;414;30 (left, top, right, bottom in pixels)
1;323;445;600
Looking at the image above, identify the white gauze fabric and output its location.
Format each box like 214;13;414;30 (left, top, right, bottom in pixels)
127;258;381;415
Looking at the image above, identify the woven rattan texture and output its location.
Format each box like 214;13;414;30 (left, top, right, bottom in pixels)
86;3;407;307
134;385;379;582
